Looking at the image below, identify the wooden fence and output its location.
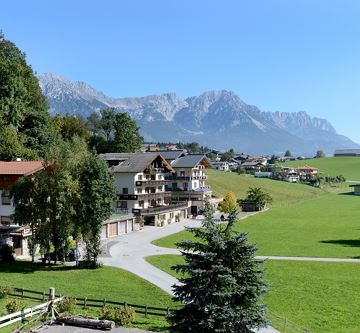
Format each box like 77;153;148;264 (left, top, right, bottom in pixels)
8;287;174;318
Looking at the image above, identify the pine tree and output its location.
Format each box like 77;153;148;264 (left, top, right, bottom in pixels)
170;202;268;333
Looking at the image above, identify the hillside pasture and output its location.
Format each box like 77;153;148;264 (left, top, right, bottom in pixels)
280;156;360;180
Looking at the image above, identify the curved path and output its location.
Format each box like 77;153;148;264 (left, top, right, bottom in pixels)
100;215;280;333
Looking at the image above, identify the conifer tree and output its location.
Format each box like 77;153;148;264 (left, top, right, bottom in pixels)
170;202;268;333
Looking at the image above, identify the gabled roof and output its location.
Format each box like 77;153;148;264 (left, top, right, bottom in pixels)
0;161;44;176
112;153;173;173
157;150;187;162
172;154;207;168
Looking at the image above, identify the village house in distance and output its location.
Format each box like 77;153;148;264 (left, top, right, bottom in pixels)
99;151;211;238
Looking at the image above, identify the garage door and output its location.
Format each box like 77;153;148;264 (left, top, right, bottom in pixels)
127;219;133;232
119;221;127;234
107;222;118;237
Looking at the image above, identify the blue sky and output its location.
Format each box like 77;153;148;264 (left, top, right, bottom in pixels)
1;0;360;142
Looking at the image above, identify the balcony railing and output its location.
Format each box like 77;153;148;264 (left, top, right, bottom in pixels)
132;202;188;216
165;175;208;181
114;208;130;215
135;180;167;186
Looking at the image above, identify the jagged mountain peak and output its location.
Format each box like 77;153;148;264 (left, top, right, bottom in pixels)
38;73;359;155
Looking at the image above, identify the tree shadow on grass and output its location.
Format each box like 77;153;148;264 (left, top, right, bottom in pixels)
320;239;360;247
0;261;81;274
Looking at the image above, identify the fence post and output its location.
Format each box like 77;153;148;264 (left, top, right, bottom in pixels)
84;297;87;308
21;288;24;298
145;305;148;318
283;317;287;333
42;291;45;302
103;299;106;307
167;307;170;316
49;287;56;321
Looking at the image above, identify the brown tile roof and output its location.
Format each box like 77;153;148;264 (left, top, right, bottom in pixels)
0;161;44;176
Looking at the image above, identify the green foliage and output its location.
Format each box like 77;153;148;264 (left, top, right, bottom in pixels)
239;187;273;210
284;150;292;157
0;285;13;299
5;299;24;314
57;297;77;313
218;191;238;213
88;108;143;153
100;304;136;325
76;151;115;266
54;114;91;141
0;33;55;158
169;202;268;332
315;150;325;158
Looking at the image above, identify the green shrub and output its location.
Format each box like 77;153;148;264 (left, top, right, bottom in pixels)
6;299;25;313
57;297;77;313
99;304;135;326
0;285;14;299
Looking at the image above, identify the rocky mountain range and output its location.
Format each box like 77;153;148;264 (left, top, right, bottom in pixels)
39;72;359;155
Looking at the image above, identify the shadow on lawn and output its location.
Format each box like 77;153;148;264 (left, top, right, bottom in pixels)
320;239;360;248
0;261;85;274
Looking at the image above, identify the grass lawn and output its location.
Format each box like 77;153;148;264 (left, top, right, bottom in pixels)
146;254;360;333
153;191;360;258
206;169;324;208
0;261;175;332
280;157;360;180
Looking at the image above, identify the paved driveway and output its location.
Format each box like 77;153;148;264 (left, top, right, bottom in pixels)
99;213;280;333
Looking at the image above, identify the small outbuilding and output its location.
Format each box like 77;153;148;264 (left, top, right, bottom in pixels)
350;184;360;195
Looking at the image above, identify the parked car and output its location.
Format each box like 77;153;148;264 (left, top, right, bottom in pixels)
42;248;79;263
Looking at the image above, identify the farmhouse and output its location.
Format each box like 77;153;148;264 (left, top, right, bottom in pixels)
211;161;229;171
0;160;45;256
334;149;360;157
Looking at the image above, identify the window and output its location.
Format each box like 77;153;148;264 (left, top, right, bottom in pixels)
158;186;163;192
139;200;144;208
183;183;188;190
122;188;128;194
138;174;143;180
1;190;11;205
158;174;162;180
117;201;127;209
3;176;9;181
180;171;185;177
151;175;156;180
1;216;11;226
137;188;142;194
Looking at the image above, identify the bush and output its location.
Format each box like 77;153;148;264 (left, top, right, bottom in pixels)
99;304;135;326
6;299;25;314
57;297;77;313
0;285;14;299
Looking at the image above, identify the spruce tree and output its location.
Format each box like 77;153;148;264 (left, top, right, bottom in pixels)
170;202;268;333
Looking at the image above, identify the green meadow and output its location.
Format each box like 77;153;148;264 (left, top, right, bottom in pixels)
281;156;360;180
0;262;174;332
146;255;360;333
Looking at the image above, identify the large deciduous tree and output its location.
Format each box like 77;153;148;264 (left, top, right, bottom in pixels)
170;202;268;332
76;151;115;267
88;108;143;153
0;32;56;159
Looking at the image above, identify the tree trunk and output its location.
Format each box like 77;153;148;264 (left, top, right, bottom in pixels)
56;316;115;330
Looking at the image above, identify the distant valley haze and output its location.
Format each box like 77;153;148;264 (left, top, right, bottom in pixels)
39;72;359;156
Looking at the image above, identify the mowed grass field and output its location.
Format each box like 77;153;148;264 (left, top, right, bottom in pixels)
153;191;360;258
146;255;360;333
280;157;360;180
206;169;324;208
0;262;175;332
